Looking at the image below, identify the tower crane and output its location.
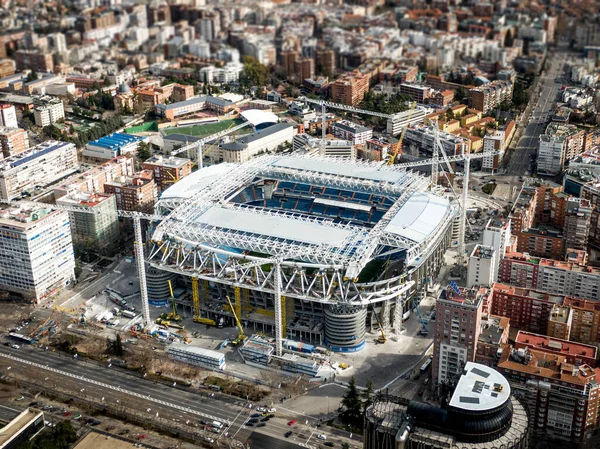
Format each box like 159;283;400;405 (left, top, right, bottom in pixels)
388;101;417;165
169;121;253;168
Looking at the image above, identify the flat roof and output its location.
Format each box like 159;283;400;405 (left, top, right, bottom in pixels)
168;343;224;360
449;362;511;412
0;408;43;446
385;192;450;243
88;133;141;149
313;197;372;212
196;206;353;247
240;109;278;126
270;156;405;184
73;430;140;449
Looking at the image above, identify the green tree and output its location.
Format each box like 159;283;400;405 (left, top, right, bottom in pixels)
107;333;124;356
26;70;38;82
362;378;374;414
339;376;363;427
455;86;468;104
136;141;151;162
446;109;455;120
240;56;269;89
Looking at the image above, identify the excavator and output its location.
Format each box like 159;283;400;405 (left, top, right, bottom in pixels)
225;295;246;346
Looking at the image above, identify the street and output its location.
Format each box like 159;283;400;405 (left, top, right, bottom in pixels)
0;345;359;449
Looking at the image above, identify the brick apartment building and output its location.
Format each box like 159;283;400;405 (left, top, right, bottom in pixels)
475;314;510;367
15;50;54;73
550;297;600;346
142;155;193;194
490;283;563;335
432;286;485;385
468;80;513;113
331;71;370;106
103;170;157;213
516;228;564;260
497;344;600;442
171;84;194;103
0;126;28;158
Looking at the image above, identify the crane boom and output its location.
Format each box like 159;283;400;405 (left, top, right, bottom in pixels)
298;96;392;119
225;295;246;343
389;101;417;165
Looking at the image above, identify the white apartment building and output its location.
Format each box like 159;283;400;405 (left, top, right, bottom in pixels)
0;141;79;200
0;206;75;302
483;218;512;282
331;120;373;145
33;97;65;127
537;263;600;302
0;104;18;129
538;123;584;176
292;133;356;159
386;107;428;136
482;132;504;172
198;62;244;84
467;245;496;287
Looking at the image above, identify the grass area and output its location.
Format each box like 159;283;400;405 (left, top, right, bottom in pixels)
161;119;245;138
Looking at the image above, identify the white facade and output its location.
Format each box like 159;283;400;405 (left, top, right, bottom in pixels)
438;342;468;384
0;105;18;129
332;120;373;146
0;207;75;302
188;39;211;58
482;133;504;171
0;141;79;200
467;245;496;287
537;136;564;176
33;99;65;127
483;219;511;281
199;62;243;84
218;123;295;163
386;107;429;136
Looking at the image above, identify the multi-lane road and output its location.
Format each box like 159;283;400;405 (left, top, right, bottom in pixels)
507;46;571;178
0;345;358;449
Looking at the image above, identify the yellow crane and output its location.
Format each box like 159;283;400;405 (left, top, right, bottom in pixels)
225;295;246;346
373;308;387;344
388;101;417;165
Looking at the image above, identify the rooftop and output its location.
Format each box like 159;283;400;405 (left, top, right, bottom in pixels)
479;315;509;346
515;331;597;360
471;244;494;259
88;133;141;150
144;155;191;169
73;430;141;449
493;283;565;304
0;140;74;171
439;285;487;308
0;408;44;447
157;95;233;111
449;362;511;412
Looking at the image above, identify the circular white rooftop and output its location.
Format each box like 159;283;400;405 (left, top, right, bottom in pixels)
448;362;511;412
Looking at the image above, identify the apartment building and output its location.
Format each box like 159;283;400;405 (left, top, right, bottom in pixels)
468;81;513;113
558;297;600;345
171;84;194;103
498;252;540;288
56;192;119;253
32;96;65;127
467;245;496;287
360;136;400;162
15;50;54;73
563;198;592;250
475;314;510;367
0;103;18;128
104;170;157;213
143;155;193;194
53;155;134;197
403;123;469;157
432;286;484;385
331;120;373;146
0;206;75;302
0;141;78;200
399;83;432;103
497;345;600;442
547;305;573;341
331;71;370;106
316;49;335;77
483;218;512;281
491;283;564;334
538;123;585;176
516;228;564;259
0;127;29;158
385;107;429;136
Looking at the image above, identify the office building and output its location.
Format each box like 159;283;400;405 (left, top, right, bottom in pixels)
0;206;75;302
167;343;226;370
0;103;18;128
364;364;530;449
399;83;432;103
0;141;78;200
497;344;600;442
218;123;295;163
143;155;193;194
104;170;157;213
82;133;143;160
331;120;373;146
491;283;565;335
0;127;29;159
432;286;484;385
538;123;585;176
385;107;428;136
32;96;64;127
467;245;496;287
56;192;119;253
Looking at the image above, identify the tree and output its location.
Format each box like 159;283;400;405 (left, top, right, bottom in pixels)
362;378;374;414
446;109;455;120
240;56;269;89
455;86;468;104
107;333;124;356
136;141;151;162
339;376;363;427
26;70;38;82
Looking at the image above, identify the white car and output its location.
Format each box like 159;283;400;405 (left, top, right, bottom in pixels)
317;434;327;440
204;437;214;443
256;407;266;412
267;408;276;413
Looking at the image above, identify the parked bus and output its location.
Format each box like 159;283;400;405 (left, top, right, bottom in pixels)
9;332;34;345
420;357;433;374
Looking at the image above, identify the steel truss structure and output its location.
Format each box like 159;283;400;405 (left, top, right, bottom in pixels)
147;154;452;305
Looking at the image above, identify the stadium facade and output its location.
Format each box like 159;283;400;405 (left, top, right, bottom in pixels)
149;154;456;352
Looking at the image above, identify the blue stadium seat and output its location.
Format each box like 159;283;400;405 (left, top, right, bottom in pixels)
371;210;385;222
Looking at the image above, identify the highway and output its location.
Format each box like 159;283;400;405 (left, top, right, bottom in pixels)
507;46;571;177
0;345;358;449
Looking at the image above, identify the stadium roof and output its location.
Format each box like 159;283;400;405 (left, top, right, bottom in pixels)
160;163;237;200
385;192;450;243
240;109;278;127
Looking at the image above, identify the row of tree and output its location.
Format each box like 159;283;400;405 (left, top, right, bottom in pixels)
15;421;77;449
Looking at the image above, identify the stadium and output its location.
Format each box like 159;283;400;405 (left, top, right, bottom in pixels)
148;154;456;352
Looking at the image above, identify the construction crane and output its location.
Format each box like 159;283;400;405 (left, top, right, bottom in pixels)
169;121;253;168
388;101;417;165
225;295;246;346
166;279;181;321
373;308;387;344
0;199;160;327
